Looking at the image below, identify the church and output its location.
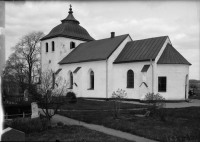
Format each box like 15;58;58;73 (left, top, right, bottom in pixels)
40;5;191;100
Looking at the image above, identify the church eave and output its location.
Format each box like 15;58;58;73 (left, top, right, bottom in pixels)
40;34;94;41
58;58;106;65
113;59;155;64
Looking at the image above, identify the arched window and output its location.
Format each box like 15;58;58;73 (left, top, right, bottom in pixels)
90;71;94;89
70;72;73;89
127;70;134;88
52;41;55;51
70;41;75;49
46;43;48;52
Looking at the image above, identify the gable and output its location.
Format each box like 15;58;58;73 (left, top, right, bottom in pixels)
113;36;168;63
157;43;191;65
59;34;129;64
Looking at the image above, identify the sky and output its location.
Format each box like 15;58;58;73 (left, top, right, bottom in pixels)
4;1;200;80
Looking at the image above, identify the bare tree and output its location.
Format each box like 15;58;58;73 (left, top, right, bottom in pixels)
38;69;68;122
13;31;44;90
110;89;127;119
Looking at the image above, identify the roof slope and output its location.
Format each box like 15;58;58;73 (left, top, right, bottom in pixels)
157;43;191;65
59;34;129;64
114;36;168;63
41;5;94;41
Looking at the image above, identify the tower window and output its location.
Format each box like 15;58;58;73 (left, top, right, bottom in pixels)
90;71;94;89
46;43;48;52
70;41;75;49
52;41;55;51
127;70;134;88
158;77;167;92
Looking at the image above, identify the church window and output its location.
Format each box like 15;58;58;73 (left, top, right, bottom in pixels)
52;41;55;51
70;72;73;89
127;70;134;88
70;41;75;49
46;43;48;52
90;71;94;89
158;77;167;92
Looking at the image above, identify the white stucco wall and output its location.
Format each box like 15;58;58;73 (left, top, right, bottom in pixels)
59;60;107;98
111;61;152;99
41;37;85;73
107;36;132;98
156;64;189;100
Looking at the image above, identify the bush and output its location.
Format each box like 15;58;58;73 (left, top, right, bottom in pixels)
110;89;127;119
66;92;77;103
57;121;64;127
9;117;49;134
144;93;166;121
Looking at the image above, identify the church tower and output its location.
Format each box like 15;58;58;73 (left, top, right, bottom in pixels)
40;5;94;72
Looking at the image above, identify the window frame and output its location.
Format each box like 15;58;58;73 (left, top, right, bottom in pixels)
70;41;75;49
158;76;167;92
46;43;48;52
68;72;73;89
127;70;134;88
52;41;55;52
89;71;94;90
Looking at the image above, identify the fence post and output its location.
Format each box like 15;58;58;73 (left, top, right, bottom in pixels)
5;113;8;119
23;112;25;118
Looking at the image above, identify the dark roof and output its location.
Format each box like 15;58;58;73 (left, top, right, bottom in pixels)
141;65;150;72
41;6;94;41
157;43;191;65
59;34;129;64
73;67;81;73
114;36;168;63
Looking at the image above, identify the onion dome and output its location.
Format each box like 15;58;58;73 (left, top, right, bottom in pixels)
41;5;94;41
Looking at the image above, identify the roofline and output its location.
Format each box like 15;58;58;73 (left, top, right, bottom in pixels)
157;63;192;66
131;35;168;42
113;59;155;64
106;34;130;60
59;58;106;65
40;34;94;41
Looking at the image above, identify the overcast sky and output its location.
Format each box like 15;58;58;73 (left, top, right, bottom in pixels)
5;1;200;79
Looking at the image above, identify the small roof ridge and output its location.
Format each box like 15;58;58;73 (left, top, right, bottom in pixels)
132;35;168;42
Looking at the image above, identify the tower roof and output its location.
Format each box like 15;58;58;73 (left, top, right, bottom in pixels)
41;5;94;41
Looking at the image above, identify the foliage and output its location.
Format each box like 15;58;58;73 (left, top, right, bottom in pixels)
7;117;49;134
38;69;68;121
144;93;166;121
66;92;77;103
57;121;64;127
2;31;44;97
110;89;127;118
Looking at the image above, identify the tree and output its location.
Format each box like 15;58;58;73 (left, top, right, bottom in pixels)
110;89;127;119
13;31;44;91
38;69;68;122
2;52;27;96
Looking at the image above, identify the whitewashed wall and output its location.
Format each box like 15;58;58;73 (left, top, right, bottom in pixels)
41;37;85;73
156;64;189;100
107;36;132;98
59;60;107;98
111;61;152;99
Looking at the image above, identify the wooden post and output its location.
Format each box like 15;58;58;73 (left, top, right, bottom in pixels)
23;112;25;118
5;113;8;119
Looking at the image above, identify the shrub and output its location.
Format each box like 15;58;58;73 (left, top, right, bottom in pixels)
66;92;77;103
110;89;127;119
144;93;166;121
57;121;64;127
9;117;49;134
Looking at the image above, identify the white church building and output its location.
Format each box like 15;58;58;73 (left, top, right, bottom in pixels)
41;5;191;100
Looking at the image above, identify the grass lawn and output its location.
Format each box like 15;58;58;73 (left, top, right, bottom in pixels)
58;98;146;110
25;125;133;142
58;105;200;142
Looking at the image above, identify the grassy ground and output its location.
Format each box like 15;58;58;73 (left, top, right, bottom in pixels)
58;99;200;142
25;125;133;142
58;98;146;110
